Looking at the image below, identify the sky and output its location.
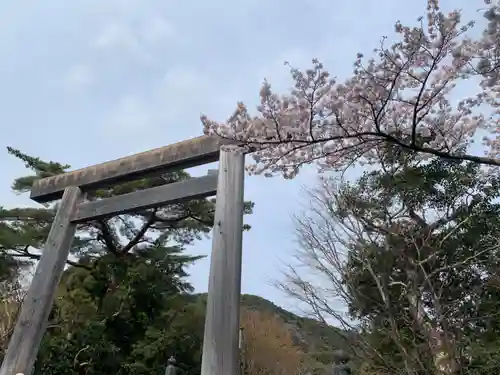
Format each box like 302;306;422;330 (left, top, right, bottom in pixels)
0;0;474;312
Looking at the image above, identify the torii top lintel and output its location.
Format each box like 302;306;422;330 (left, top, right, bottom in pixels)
30;135;239;204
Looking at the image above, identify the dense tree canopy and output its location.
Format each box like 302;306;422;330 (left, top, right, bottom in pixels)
35;248;206;375
281;148;500;374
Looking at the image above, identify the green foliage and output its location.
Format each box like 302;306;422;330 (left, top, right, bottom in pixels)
35;247;205;375
339;156;500;373
281;147;500;374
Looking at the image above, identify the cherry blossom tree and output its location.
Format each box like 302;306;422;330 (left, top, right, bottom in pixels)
201;0;500;178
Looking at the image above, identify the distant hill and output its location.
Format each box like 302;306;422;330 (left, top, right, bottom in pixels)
192;293;358;366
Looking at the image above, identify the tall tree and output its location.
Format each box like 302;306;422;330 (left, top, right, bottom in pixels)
280;153;500;374
201;0;500;177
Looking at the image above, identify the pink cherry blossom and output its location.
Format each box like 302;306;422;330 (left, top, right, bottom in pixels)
201;0;500;178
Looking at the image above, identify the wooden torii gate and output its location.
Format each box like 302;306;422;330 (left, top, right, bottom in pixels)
0;136;246;375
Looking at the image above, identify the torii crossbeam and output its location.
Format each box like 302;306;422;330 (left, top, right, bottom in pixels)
0;135;245;375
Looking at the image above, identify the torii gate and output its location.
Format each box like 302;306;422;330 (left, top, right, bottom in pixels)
0;136;245;375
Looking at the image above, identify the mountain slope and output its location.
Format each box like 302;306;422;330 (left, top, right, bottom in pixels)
240;294;355;361
192;293;355;365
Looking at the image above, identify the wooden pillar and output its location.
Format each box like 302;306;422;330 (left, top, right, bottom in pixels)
201;146;245;375
239;327;246;374
0;186;83;375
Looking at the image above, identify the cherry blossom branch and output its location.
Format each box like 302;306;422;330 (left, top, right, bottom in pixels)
201;0;500;178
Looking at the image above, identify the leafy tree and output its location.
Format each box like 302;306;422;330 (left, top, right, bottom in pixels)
35;247;204;375
280;152;500;374
201;0;500;178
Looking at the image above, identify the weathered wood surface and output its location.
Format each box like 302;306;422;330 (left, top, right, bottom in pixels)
239;327;246;373
31;136;237;203
0;187;83;375
71;173;218;222
201;146;245;375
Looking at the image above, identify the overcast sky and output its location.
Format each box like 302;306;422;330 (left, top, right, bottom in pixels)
0;0;473;311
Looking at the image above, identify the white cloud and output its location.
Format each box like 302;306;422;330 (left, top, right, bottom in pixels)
99;64;243;139
256;49;311;91
102;94;155;134
163;66;201;91
92;16;174;63
92;22;155;64
141;15;174;44
93;22;137;49
64;63;94;88
102;67;203;135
